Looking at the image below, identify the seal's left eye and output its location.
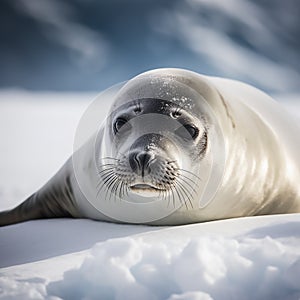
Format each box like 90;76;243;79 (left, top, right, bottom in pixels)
175;124;199;140
114;118;128;133
184;124;199;139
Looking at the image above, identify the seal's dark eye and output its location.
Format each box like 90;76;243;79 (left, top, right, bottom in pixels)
175;124;199;140
114;118;127;133
184;125;198;139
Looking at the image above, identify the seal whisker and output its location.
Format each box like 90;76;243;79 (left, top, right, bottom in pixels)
115;179;125;201
177;184;191;210
157;181;168;204
175;180;194;209
177;175;199;195
176;178;197;209
111;177;122;202
96;182;106;198
170;185;176;208
174;184;186;209
158;188;164;203
122;180;129;198
172;182;184;209
161;181;175;208
105;175;121;202
177;168;202;181
97;171;115;183
96;170;115;187
97;163;116;168
164;190;169;205
97;171;115;182
165;185;172;206
96;171;115;196
101;157;119;161
98;164;116;174
162;184;171;207
177;173;198;187
166;184;176;209
167;160;177;165
97;172;117;198
97;167;115;177
119;181;126;201
109;178;118;201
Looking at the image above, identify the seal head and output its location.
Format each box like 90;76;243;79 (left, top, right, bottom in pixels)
99;97;208;203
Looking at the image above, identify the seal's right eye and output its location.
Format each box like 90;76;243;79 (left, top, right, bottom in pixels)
114;118;128;133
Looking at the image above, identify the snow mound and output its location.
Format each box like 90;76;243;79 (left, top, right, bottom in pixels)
47;230;300;300
1;217;300;300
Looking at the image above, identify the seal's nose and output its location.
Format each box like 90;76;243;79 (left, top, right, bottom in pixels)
129;151;153;177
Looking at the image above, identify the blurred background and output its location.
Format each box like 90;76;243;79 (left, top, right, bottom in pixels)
1;0;300;94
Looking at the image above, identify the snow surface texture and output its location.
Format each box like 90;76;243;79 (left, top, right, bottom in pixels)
0;91;300;300
48;224;300;300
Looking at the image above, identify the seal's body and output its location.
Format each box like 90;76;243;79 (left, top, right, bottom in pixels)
1;68;299;226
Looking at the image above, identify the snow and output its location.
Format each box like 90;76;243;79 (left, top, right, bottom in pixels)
46;217;300;300
0;90;300;300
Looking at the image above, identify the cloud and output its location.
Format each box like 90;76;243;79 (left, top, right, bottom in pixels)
152;0;300;93
13;0;109;71
175;13;299;92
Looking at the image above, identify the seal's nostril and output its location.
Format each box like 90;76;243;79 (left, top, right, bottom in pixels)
137;152;151;169
129;152;138;173
129;151;153;176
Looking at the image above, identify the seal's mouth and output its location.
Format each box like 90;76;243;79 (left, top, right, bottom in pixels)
130;183;165;197
130;183;162;191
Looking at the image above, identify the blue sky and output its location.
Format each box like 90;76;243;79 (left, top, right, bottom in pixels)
0;0;299;93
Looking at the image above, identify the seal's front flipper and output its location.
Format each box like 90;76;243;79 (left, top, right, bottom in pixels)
0;161;80;227
0;194;43;226
0;186;77;227
0;210;20;226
